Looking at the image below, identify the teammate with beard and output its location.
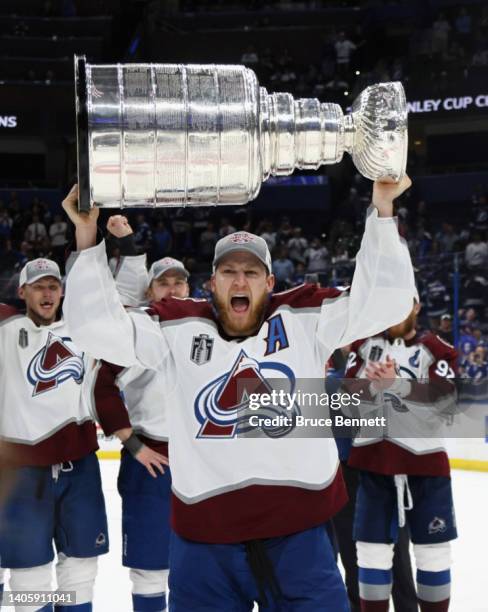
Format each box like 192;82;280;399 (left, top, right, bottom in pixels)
344;298;458;612
91;214;188;612
328;349;417;612
63;177;416;611
0;256;108;612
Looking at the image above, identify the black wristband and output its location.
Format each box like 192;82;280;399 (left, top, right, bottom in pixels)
122;433;144;457
117;234;137;256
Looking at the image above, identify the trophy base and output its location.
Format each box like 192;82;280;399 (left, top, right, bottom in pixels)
75;55;91;213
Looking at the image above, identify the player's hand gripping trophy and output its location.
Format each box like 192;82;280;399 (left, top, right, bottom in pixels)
74;56;408;211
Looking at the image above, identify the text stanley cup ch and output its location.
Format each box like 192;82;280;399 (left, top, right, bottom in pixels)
75;56;408;211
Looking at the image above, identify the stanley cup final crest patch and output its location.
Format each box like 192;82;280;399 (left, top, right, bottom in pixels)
19;328;29;348
191;334;214;365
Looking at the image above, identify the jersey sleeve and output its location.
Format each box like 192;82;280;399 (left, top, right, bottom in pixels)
63;240;169;369
114;254;149;307
0;303;19;321
404;334;458;411
316;206;416;352
91;360;132;436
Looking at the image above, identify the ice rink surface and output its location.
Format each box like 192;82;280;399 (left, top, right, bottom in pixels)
3;461;487;611
96;462;487;612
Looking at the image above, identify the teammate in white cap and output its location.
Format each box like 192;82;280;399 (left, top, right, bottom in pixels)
63;177;416;611
0;253;108;612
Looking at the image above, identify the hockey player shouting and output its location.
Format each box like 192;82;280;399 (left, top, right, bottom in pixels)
0;257;108;612
63;177;416;611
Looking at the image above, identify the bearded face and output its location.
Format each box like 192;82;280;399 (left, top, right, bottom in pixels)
213;288;270;337
211;252;274;337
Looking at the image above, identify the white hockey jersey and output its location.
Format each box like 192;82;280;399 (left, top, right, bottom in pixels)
88;358;169;455
113;253;148;308
64;206;417;543
89;254;168;452
344;332;458;476
0;309;98;466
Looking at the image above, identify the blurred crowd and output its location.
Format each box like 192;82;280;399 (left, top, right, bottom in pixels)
8;0;109;18
1;0;487;376
237;3;488;105
5;1;487;101
0;193;68;286
0;176;487;376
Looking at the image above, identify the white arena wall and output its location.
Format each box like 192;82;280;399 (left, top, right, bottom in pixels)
96;415;488;472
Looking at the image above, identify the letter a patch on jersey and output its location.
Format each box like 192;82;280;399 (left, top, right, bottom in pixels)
27;332;84;396
264;314;289;356
409;349;420;368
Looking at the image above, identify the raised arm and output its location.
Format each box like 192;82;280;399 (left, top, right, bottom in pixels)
62;189;169;369
106;215;149;307
317;176;416;352
63;184;99;250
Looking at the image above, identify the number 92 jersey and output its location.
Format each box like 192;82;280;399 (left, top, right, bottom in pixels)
344;331;458;477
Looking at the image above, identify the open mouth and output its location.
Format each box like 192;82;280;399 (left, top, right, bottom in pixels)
40;301;54;311
230;295;250;314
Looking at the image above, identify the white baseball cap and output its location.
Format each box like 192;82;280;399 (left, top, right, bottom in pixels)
213;232;272;274
19;258;62;288
148;257;189;285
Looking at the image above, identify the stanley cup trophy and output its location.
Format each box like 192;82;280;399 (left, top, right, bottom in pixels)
74;55;408;212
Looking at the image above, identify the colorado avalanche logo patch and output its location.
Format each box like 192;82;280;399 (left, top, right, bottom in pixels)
27;332;84;396
428;516;447;535
159;257;180;266
383;392;409;413
229;232;255;244
194;349;299;439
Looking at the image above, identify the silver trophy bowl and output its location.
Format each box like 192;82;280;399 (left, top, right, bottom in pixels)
75;56;408;211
